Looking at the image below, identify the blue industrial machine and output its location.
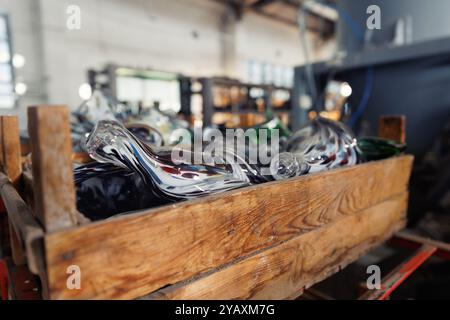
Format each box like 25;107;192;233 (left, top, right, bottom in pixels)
292;0;450;157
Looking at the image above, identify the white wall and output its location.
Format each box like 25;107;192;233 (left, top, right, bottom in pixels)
0;0;46;124
0;0;332;128
39;0;229;110
234;13;306;80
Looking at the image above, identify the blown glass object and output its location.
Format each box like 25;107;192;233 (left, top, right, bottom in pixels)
251;116;291;143
357;137;406;161
130;105;190;146
126;124;164;147
71;90;165;151
85;120;265;200
271;117;360;180
71;90;124;152
74;162;171;220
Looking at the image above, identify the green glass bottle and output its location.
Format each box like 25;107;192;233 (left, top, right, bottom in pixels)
357;137;406;161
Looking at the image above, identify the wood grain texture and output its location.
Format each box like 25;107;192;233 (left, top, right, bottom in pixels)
379;116;406;143
0;116;22;185
27;106;77;232
0;116;25;265
22;170;35;211
0;172;44;275
147;193;408;300
44;155;413;299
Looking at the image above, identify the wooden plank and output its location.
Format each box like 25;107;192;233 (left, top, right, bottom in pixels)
71;152;92;164
0;116;25;265
0;172;49;299
0;116;22;185
22;170;35;211
45;155;413;299
0;172;45;275
27;106;77;232
378;115;406;143
147;193;408;300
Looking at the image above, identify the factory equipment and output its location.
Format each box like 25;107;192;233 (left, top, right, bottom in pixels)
192;77;292;128
292;0;450;158
87;64;190;116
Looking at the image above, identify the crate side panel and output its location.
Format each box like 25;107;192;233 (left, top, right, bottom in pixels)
45;156;413;299
148;192;408;300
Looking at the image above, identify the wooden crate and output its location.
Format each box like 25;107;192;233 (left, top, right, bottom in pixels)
0;106;414;300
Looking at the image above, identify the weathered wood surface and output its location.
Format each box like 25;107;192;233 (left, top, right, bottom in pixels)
45;155;413;299
0;172;44;275
379;116;406;143
0;116;22;185
0;116;25;265
147;193;408;300
21;170;35;211
28;106;77;232
71;152;92;164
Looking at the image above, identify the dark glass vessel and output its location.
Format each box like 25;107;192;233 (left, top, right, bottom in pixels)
74;162;173;220
357;137;406;161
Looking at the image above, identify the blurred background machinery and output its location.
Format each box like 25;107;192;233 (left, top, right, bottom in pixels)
291;0;450;230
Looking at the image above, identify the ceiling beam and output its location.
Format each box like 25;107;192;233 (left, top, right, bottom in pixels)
251;9;298;27
250;0;278;9
210;0;335;36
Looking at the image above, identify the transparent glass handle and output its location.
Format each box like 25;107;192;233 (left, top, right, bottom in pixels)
85;120;253;200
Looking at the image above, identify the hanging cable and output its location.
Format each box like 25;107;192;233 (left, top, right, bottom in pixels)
348;67;374;128
297;1;374;130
